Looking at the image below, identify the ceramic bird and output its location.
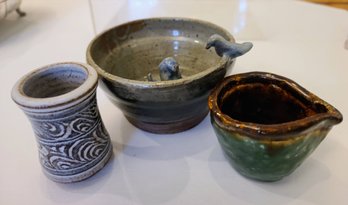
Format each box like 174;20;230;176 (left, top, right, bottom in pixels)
159;57;182;81
206;34;253;58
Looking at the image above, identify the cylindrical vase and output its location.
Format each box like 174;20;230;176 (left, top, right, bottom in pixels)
11;62;112;183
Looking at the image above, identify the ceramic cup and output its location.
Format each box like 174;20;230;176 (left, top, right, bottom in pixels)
11;62;113;183
208;72;343;181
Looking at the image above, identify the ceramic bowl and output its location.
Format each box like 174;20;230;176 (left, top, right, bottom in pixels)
208;72;343;181
86;18;251;133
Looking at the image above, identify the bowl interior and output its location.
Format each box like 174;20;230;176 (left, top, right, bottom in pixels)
89;18;233;81
217;75;328;125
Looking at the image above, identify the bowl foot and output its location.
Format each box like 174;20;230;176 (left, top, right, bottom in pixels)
125;111;208;134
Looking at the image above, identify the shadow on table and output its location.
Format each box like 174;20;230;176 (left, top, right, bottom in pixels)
96;116;207;205
41;152;117;203
116;116;215;161
0;8;52;45
208;144;332;204
40;114;132;204
43;113;195;205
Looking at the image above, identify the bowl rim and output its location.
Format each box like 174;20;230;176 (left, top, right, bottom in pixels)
208;71;343;140
86;17;235;89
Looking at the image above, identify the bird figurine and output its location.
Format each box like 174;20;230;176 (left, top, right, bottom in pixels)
206;34;253;58
158;57;182;81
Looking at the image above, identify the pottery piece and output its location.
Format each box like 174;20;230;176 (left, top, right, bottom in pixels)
208;72;343;181
11;62;113;183
87;17;252;134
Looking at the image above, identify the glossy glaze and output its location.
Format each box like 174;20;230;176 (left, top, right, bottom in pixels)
209;72;343;181
87;18;245;133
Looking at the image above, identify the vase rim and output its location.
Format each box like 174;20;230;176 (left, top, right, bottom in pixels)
11;62;98;111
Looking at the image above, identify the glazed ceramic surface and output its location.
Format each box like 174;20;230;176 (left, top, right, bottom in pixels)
11;62;112;183
87;17;248;133
208;72;343;181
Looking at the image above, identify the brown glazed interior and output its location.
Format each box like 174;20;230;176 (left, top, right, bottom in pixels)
220;83;320;124
208;72;343;139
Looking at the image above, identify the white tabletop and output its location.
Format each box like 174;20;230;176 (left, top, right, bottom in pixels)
1;0;348;204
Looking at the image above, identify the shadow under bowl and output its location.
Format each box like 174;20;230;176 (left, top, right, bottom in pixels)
87;17;235;133
208;72;343;181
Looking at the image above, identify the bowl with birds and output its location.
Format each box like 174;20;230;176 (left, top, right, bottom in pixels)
86;17;252;134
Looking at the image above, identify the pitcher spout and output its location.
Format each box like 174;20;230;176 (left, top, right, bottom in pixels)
312;101;343;127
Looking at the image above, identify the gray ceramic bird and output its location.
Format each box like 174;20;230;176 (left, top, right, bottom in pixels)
206;34;253;58
159;57;182;81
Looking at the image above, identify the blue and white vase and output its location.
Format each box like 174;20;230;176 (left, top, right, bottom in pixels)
11;62;113;183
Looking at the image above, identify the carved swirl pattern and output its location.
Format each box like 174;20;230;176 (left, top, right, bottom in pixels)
29;97;111;176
